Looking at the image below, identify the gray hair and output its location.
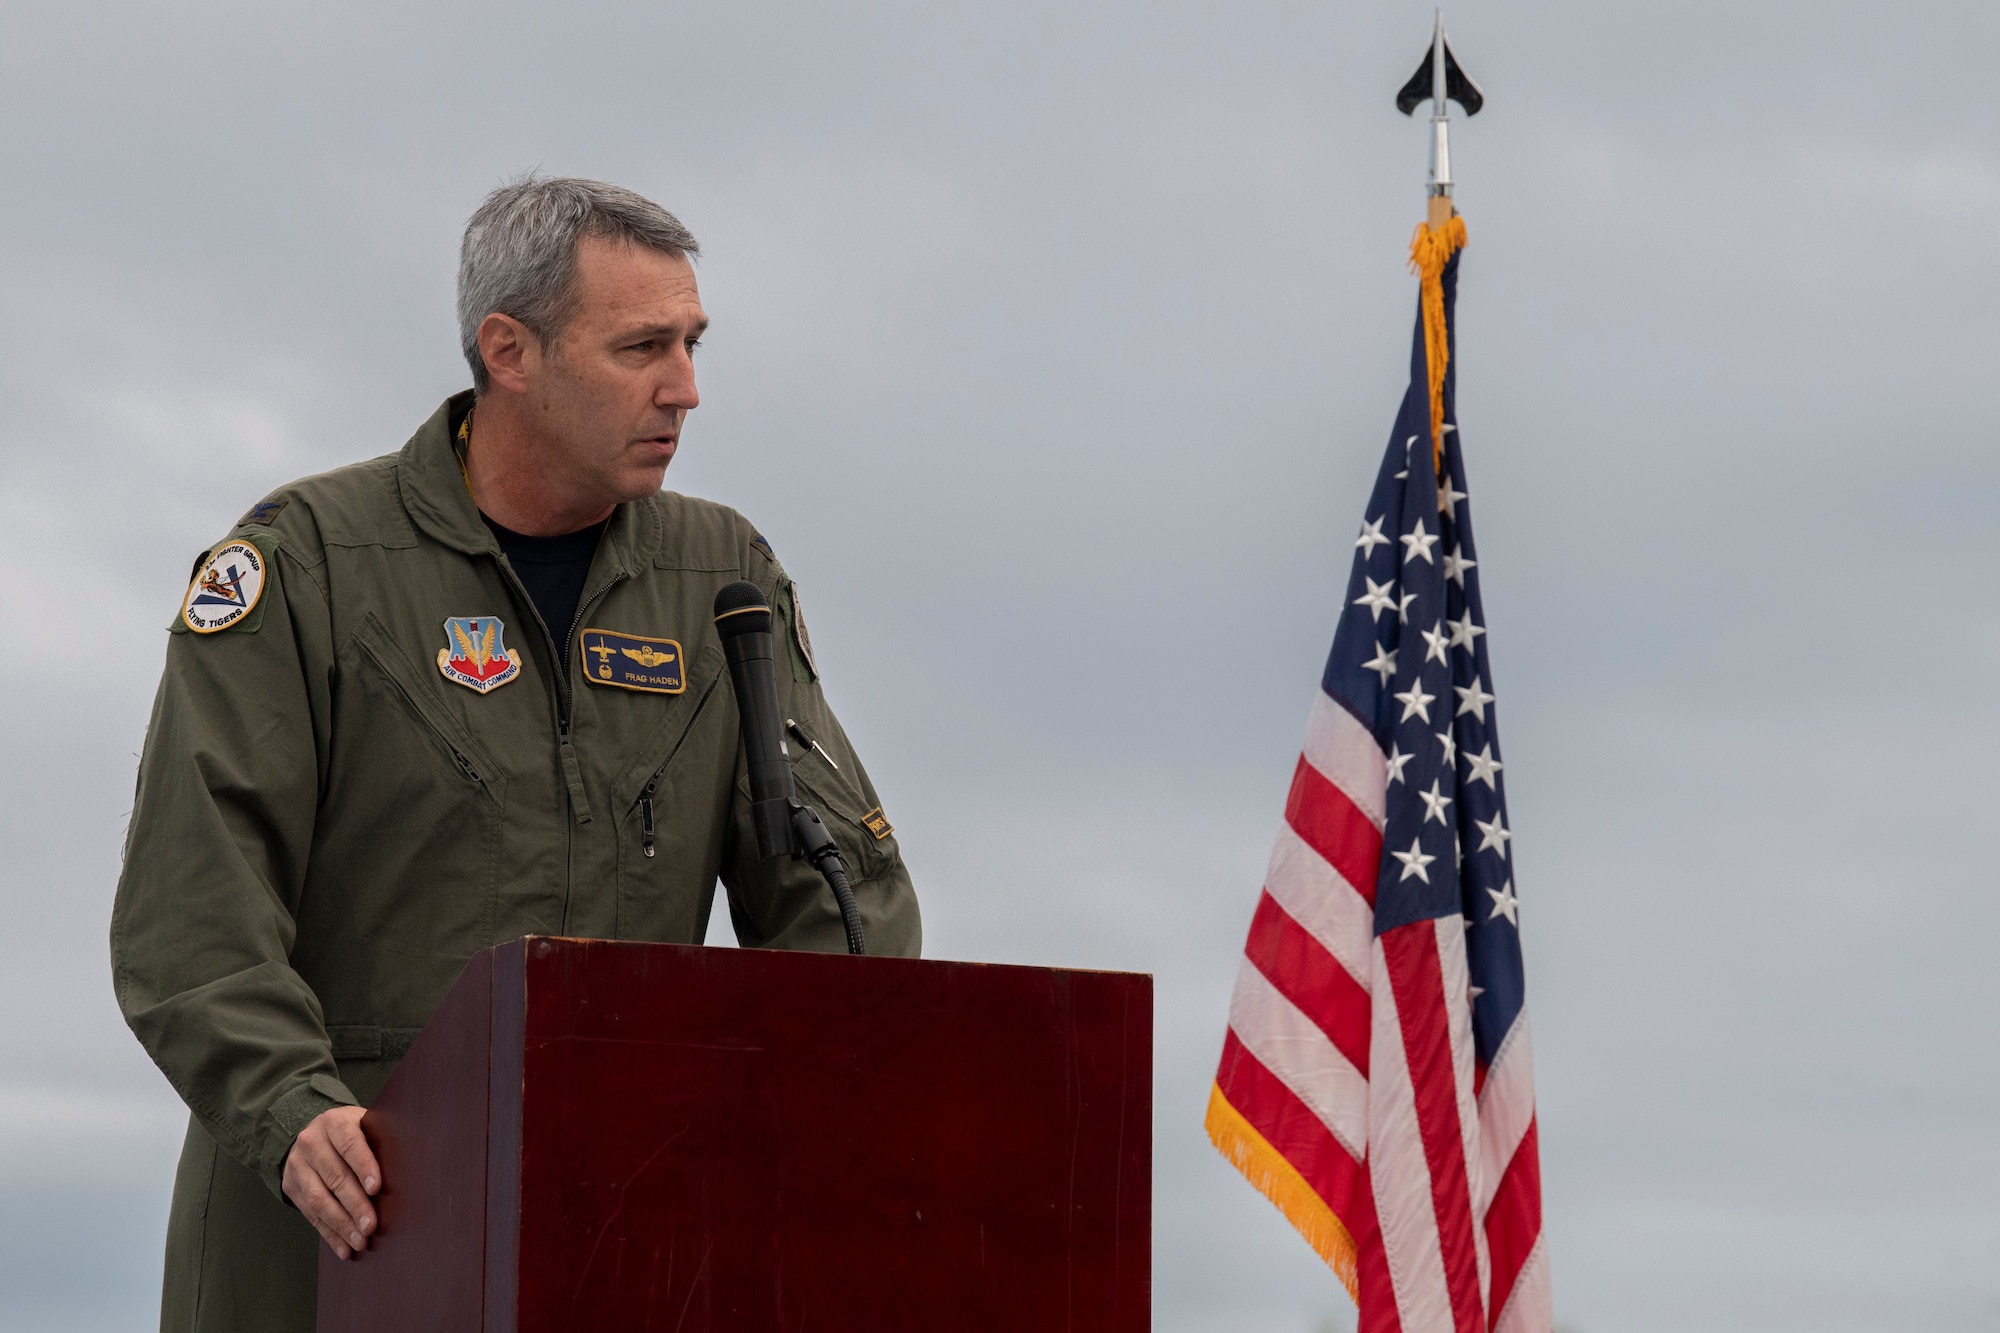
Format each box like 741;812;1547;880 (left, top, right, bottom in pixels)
457;175;700;392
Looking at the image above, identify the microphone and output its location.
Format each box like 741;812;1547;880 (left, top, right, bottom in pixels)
713;582;865;954
713;581;793;859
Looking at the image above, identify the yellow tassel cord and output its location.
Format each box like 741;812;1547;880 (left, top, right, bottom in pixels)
1407;213;1468;471
1204;1083;1361;1300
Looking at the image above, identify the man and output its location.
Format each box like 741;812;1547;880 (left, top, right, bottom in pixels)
110;176;921;1333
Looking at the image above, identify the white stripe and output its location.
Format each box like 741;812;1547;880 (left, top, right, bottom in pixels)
1227;959;1369;1160
1490;1232;1551;1333
1434;917;1491;1319
1303;690;1387;829
1475;1012;1537;1219
1262;822;1374;990
1366;935;1454;1332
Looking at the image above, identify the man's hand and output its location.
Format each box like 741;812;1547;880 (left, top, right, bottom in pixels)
282;1105;381;1260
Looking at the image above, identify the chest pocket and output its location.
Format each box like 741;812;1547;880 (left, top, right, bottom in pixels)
347;612;506;804
302;613;509;961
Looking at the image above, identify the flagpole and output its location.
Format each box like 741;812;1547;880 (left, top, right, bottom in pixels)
1426;8;1455;230
1400;9;1479;466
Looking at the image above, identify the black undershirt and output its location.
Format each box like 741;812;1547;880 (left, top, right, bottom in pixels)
481;514;608;667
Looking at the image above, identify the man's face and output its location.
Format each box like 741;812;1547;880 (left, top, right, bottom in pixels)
521;235;707;506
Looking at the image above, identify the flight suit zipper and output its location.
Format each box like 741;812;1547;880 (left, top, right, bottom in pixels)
549;572;625;816
638;771;660;858
554;573;620;736
487;548;629;934
557;716;592;823
552;575;625;929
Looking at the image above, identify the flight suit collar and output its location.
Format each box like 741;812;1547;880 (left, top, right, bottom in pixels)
396;391;658;577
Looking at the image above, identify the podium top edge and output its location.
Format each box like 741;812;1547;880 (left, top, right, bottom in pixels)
505;935;1154;984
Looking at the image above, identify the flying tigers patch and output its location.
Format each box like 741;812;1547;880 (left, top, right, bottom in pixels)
181;541;267;633
579;628;686;694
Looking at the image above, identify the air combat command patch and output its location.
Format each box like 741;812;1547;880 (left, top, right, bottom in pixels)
181;541;267;633
579;628;685;694
437;616;523;693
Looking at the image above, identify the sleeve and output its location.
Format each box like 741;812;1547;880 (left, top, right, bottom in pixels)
717;565;922;958
109;534;353;1199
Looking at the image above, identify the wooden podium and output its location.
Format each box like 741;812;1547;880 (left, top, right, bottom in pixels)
317;937;1151;1331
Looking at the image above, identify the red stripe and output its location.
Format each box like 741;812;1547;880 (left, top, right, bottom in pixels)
1218;1028;1403;1333
1285;755;1382;905
1216;1033;1405;1330
1244;890;1372;1077
1215;1029;1364;1216
1483;1116;1543;1321
1381;923;1485;1333
1349;1160;1402;1333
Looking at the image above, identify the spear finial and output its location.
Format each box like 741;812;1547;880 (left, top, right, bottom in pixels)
1396;9;1484;227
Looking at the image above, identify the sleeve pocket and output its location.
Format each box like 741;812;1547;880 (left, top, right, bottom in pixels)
791;752;896;882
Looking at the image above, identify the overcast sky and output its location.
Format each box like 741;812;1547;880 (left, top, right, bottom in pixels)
2;2;1997;1330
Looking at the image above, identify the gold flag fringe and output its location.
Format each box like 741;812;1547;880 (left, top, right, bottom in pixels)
1407;213;1468;471
1204;1083;1361;1300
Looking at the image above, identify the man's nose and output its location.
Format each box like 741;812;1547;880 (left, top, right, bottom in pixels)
657;351;699;412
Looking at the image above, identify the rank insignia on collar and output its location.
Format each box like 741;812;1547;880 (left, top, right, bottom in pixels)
579;628;686;694
437;616;523;693
182;541;266;633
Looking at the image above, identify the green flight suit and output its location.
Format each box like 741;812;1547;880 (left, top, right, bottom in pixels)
109;392;920;1332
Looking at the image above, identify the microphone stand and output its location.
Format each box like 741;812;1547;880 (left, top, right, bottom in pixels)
789;802;866;956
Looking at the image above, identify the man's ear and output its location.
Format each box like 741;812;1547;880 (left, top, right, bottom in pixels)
476;313;540;395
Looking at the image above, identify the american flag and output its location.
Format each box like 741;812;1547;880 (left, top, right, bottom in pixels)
1206;231;1550;1331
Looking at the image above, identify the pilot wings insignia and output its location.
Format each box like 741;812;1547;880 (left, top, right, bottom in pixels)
621;644;675;669
437;616;522;694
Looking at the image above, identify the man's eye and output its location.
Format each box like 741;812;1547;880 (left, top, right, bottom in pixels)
686;337;702;356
